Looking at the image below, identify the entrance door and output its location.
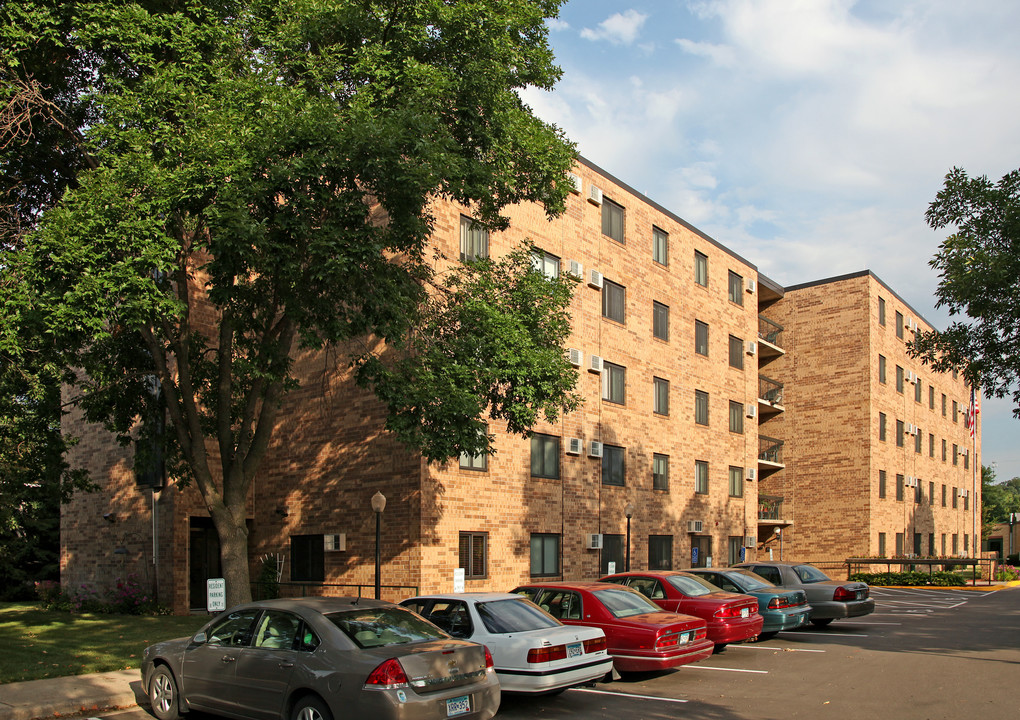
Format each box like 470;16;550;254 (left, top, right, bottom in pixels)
190;517;221;611
691;535;712;568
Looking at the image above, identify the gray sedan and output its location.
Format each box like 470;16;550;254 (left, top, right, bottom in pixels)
734;562;875;626
140;596;500;720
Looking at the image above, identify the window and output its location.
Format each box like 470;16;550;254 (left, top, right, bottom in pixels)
941;484;946;507
602;279;626;324
913;532;922;555
914;480;922;504
653;377;669;415
652;302;669;341
952;443;958;466
879;412;887;441
953;400;959;423
254;610;302;650
653;227;668;265
879;470;887;498
915;379;922;403
729;400;744;434
952;487;958;509
929;481;935;505
915;429;922;454
878;296;886;326
695;390;709;426
895;310;904;339
941;534;947;555
942;393;947;416
729;335;744;369
649;535;673;570
952;534;958;555
964;451;969;470
530;248;559;278
929;386;935;409
653;454;669;491
460;216;488;261
291;535;325;582
896;365;904;393
942;438;947;462
896;474;904;501
964;533;969;552
728;466;744;498
695;460;709;494
929;433;935;457
896;419;904;447
600;534;624;575
928;532;935;556
602;361;626;405
602;444;625;486
602;198;625;243
895;532;904;556
460;428;488;471
728;270;744;305
459;532;488;579
878;532;886;556
530;434;559;479
878;355;886;384
695;320;709;356
207;609;261;647
694;251;708;287
964;493;969;511
530;534;560;577
728;537;744;566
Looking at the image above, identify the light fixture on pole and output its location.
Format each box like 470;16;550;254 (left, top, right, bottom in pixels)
774;526;783;561
371;491;387;599
625;503;635;572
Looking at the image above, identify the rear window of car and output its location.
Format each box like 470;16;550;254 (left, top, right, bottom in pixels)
476;598;560;633
327;607;447;648
793;565;830;583
728;570;775;591
666;574;714;596
592;587;661;618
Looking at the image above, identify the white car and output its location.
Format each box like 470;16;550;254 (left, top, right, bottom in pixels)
401;592;613;694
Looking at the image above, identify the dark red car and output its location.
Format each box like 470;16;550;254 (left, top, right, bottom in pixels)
511;581;714;674
599;571;764;650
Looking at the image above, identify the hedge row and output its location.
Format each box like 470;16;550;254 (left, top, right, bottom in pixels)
849;570;967;586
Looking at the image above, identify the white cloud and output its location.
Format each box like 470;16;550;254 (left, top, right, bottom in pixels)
547;18;570;32
580;9;648;45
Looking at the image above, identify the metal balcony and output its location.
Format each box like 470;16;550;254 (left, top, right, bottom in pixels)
757;316;785;358
758;435;785;474
758;495;785;521
758;375;784;417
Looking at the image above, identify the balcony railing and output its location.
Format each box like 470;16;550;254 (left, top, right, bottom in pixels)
758;316;784;349
759;435;784;465
759;495;785;521
759;375;784;406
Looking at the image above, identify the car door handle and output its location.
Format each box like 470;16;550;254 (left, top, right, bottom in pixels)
279;662;294;668
221;655;236;663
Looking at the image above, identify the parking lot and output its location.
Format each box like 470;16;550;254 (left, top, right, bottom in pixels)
494;585;1020;719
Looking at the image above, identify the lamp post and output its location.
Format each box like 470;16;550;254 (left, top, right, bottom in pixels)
774;526;783;561
371;491;387;599
625;503;635;572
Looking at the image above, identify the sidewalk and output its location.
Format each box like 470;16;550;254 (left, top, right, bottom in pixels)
0;669;143;720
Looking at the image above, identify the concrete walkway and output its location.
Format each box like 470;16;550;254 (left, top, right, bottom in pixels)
0;669;143;720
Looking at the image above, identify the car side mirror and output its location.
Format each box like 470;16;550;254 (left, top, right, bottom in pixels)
192;632;207;644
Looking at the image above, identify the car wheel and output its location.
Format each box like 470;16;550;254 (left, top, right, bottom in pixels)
292;696;333;720
712;644;727;653
755;631;777;641
811;618;833;628
148;666;180;720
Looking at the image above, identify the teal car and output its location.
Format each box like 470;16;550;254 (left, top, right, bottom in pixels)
686;568;811;640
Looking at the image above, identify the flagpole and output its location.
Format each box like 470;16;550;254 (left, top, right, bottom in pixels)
970;385;978;564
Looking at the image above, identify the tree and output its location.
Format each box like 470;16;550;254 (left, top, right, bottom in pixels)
911;166;1020;416
1;0;578;607
982;465;1020;531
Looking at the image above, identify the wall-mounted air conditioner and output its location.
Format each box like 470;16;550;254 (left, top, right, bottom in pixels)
587;184;603;205
746;468;757;481
588;269;604;289
747;341;758;356
744;536;756;547
567;438;582;455
568;348;582;367
588;441;603;458
746;404;757;419
324;534;346;552
746;278;757;294
568;260;583;279
687;520;704;533
589;355;604;373
905;370;915;383
587;533;604;550
567;172;582;194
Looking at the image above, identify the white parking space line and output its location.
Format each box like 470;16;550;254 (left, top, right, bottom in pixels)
840;621;901;625
781;631;869;637
680;665;769;673
571;688;689;703
732;645;825;652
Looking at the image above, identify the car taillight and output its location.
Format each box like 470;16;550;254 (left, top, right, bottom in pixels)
714;602;753;618
655;632;680;650
484;645;494;670
768;595;798;609
833;586;856;601
583;636;607;654
527;644;568;663
364;658;409;689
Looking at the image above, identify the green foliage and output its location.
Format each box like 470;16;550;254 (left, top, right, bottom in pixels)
850;570;967;586
982;464;1020;527
911;166;1020;414
34;575;167;615
995;564;1018;581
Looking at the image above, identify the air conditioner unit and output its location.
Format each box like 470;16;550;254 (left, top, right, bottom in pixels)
324;534;346;552
586;533;604;550
568;259;583;278
746;404;757;419
567;437;582;455
957;488;965;497
588;269;604;289
744;536;756;548
686;520;704;533
589;355;603;373
746;468;757;481
746;278;757;294
568;348;582;367
962;489;969;498
746;341;757;356
905;370;914;383
567;172;582;194
587;184;603;206
588;440;603;458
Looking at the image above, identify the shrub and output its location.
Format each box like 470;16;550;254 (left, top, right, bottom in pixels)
849;570;967;586
995;564;1018;581
34;580;69;610
34;575;169;615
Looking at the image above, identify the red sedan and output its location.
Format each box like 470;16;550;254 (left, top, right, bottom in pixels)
599;571;763;650
511;581;713;674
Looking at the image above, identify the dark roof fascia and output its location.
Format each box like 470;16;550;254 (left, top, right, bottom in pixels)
785;269;933;329
576;155;757;271
757;272;785;299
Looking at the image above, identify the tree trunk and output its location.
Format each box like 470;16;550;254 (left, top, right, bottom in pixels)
212;507;252;607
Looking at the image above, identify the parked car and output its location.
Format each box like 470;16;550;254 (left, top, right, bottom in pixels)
685;568;811;639
399;592;613;694
734;561;876;626
598;570;764;649
511;581;714;673
141;596;500;720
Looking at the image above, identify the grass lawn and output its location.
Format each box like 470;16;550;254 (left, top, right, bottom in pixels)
0;602;209;684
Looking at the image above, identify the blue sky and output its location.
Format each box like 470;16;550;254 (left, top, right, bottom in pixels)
520;0;1020;483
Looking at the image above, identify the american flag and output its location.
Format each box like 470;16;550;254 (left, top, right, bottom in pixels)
965;386;980;438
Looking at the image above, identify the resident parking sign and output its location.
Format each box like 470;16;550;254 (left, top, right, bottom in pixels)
207;578;226;612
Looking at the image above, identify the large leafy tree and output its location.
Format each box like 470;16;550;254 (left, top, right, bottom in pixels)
982;465;1020;530
1;0;579;606
911;166;1020;416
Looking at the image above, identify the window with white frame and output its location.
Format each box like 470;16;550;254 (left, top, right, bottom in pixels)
459;216;488;262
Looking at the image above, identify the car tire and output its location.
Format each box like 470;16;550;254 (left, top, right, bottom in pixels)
148;666;180;720
713;644;727;653
755;631;777;641
811;618;833;628
292;695;333;720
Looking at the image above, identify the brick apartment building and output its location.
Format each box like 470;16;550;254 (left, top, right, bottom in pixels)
60;158;981;614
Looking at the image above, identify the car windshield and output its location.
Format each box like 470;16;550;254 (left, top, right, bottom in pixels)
727;570;775;591
476;598;560;633
793;565;831;583
666;574;715;596
328;606;447;649
592;587;661;618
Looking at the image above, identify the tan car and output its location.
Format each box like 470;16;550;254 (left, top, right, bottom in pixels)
141;596;500;720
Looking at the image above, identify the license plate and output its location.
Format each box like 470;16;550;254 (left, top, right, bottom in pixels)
447;695;471;717
857;591;865;600
567;642;582;658
680;632;690;644
741;608;750;618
